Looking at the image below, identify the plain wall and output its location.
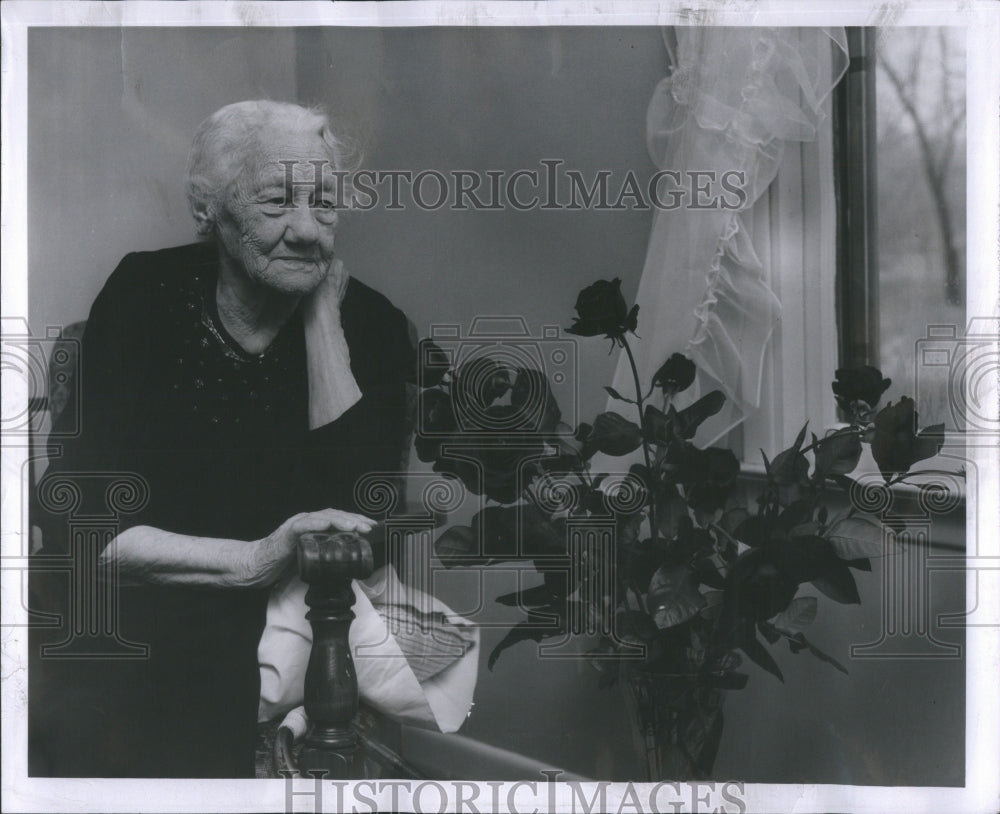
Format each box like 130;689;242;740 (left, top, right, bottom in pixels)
29;26;666;427
26;26;964;784
28;27;299;335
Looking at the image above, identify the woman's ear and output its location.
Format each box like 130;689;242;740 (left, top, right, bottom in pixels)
190;198;215;236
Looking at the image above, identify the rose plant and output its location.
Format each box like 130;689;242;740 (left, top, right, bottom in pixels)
414;280;957;778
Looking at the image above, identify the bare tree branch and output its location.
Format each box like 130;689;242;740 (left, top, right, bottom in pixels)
878;41;963;304
937;104;965;177
880;57;941;182
939;29;950;121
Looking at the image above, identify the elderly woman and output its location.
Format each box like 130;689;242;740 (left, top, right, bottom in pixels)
30;101;458;778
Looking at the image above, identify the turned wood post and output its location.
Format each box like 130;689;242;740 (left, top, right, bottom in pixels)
296;530;374;779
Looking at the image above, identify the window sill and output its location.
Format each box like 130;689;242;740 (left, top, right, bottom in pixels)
737;455;967;553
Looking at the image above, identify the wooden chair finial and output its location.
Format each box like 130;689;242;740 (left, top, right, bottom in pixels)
296;530;374;779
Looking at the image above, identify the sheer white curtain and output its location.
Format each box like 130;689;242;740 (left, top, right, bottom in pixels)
606;27;848;447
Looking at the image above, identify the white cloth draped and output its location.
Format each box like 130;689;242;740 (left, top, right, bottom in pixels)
607;28;848;445
258;565;479;733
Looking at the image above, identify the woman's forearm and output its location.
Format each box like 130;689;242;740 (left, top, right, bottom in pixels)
100;525;261;588
99;509;375;589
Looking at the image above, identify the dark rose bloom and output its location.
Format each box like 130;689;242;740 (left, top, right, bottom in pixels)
418;362;562;503
723;548;798;622
452;357;511;429
433;405;549;504
566;278;639;343
652;353;696;395
676;446;740;512
870;397;945;480
510;368;562;434
440;445;527;505
832;366;891;420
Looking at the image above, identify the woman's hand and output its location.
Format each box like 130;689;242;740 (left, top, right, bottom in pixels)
247;509;376;588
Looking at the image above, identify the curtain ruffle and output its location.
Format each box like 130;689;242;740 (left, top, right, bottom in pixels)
605;27;847;447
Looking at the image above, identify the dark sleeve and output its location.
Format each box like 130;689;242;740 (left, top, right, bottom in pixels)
382;303;417;445
358;302;415;572
323;284;416;558
341;284;416;471
371;300;417;474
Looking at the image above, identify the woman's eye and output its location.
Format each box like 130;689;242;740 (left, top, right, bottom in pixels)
265;197;287;206
317;198;336;210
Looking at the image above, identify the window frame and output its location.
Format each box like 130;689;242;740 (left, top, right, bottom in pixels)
833;27;881;371
834;25;967;508
737;26;966;532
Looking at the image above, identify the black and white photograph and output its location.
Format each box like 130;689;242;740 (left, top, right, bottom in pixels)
2;2;998;813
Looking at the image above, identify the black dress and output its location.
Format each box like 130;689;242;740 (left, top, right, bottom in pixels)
29;242;413;777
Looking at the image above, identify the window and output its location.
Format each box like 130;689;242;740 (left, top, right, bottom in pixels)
835;27;967;431
741;26;966;495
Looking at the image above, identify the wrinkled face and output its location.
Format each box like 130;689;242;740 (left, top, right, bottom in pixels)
214;130;341;295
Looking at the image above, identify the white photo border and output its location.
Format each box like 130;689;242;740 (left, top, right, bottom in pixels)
2;2;997;812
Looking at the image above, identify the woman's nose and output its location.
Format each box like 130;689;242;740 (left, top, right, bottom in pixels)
283;202;321;244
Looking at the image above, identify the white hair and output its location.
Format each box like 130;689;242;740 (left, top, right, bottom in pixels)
185;100;358;234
